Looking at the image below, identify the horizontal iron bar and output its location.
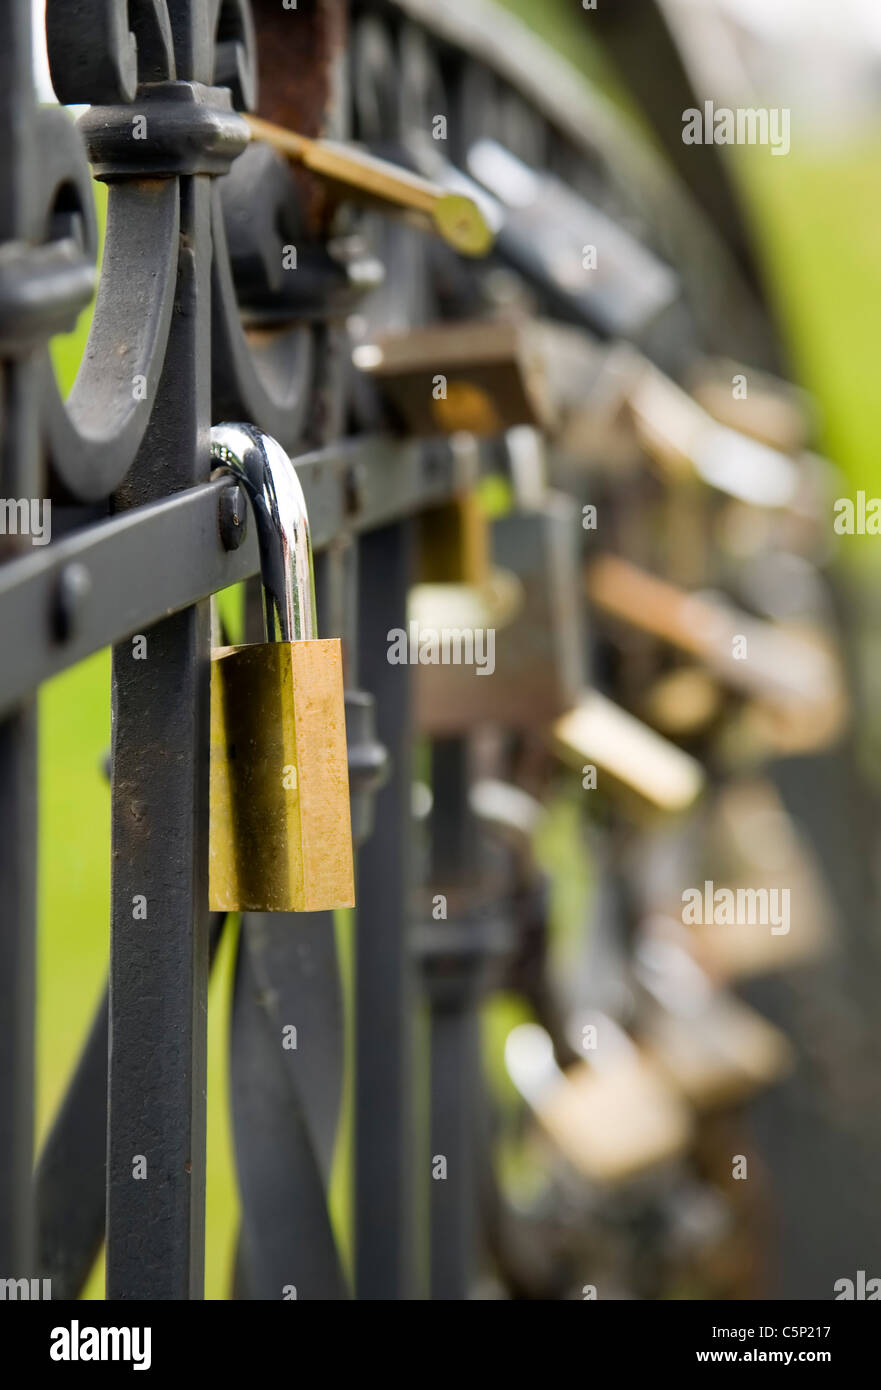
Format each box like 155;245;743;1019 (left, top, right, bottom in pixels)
0;436;454;714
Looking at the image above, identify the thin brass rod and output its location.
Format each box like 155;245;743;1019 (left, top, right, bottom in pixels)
245;114;494;258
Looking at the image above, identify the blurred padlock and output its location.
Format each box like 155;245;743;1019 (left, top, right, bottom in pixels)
465;138;682;346
506;1021;692;1185
686;357;811;454
413;492;584;733
407;133;682;345
549;689;705;821
352;318;555;437
634;936;792;1111
534;326;806;511
586;553;844;717
209;424;355;913
644;995;792;1113
416;490;490;587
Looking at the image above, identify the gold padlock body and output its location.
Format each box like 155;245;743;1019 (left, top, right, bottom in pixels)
209;638;355;913
416;493;489;587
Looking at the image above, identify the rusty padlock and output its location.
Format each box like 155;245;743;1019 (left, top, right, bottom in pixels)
208;423;355;912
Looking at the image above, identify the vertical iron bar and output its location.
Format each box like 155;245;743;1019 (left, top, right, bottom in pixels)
0;375;41;1279
106;168;213;1298
0;700;38;1276
228;546;351;1300
429;1007;480;1300
427;738;480;1301
0;0;41;1279
37;916;227;1300
354;520;415;1299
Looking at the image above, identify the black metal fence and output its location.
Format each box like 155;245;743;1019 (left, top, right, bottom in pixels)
0;0;533;1302
1;0;840;1304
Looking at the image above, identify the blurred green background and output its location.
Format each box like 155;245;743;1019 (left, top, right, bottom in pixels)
35;0;881;1299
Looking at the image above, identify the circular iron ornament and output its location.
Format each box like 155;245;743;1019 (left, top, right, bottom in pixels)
46;0;177;106
46;0;256;108
38;0;267;500
27;97;184;502
41;180;181;502
212;0;259;113
0;107;98;359
210;176;315;451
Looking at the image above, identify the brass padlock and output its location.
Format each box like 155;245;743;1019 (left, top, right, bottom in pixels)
549;689;705;822
208;423;355;913
352;319;555;438
414;494;584;734
416;491;489;587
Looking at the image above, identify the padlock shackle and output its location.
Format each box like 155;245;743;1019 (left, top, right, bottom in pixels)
210;423;317;643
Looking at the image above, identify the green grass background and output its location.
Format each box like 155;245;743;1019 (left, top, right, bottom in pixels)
35;2;881;1299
